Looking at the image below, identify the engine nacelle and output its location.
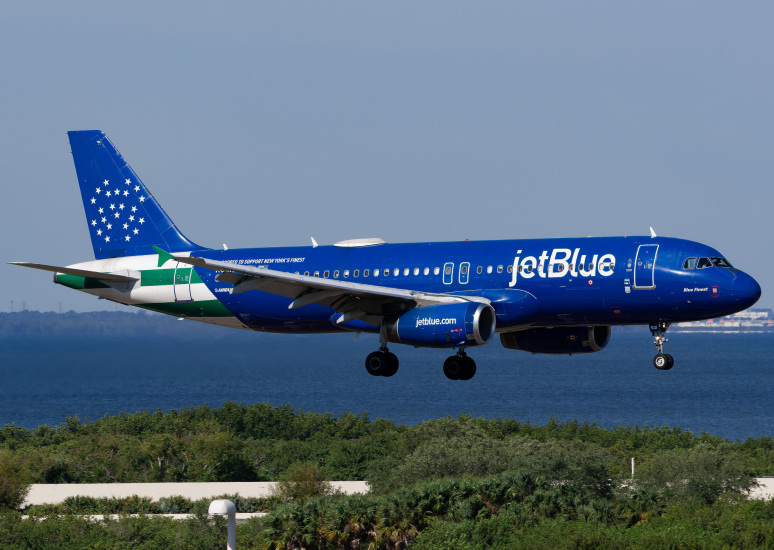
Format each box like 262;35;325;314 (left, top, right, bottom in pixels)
381;302;496;348
500;326;611;354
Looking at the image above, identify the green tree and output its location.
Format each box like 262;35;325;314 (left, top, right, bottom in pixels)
0;449;31;510
637;443;756;505
272;461;332;504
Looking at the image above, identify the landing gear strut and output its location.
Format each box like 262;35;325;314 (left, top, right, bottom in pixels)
365;344;399;377
650;321;674;370
443;349;477;380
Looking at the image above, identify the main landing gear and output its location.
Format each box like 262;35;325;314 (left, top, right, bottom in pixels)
443;349;477;381
651;321;674;370
364;345;477;380
365;346;399;377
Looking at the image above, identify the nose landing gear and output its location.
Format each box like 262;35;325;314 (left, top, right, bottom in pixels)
443;349;477;380
651;321;674;370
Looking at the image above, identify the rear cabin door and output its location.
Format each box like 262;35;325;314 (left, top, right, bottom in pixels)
633;244;658;289
173;262;194;302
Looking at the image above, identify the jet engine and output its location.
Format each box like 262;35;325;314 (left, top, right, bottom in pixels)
500;326;611;354
381;302;496;348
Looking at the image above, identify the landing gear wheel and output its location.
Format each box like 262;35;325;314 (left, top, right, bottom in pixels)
382;352;399;377
458;356;477;381
443;355;464;380
365;350;399;377
653;353;674;371
444;352;477;380
650;321;674;371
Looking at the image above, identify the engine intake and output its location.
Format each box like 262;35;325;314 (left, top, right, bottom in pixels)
500;326;611;354
381;302;496;348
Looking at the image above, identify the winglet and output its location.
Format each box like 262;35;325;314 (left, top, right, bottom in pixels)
153;246;175;267
649;227;657;238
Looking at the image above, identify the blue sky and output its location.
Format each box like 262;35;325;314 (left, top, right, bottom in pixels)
2;2;772;312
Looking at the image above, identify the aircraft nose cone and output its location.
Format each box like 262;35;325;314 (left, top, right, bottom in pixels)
733;271;761;310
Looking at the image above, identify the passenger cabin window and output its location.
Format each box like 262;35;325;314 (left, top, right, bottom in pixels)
394;268;399;276
497;265;503;273
507;265;513;273
487;266;492;274
477;266;483;274
372;269;377;276
334;270;340;278
414;267;419;276
314;271;319;277
343;270;349;278
434;267;440;275
304;271;309;276
403;268;409;276
324;270;329;278
697;257;712;269
683;258;697;270
424;267;429;275
353;269;359;277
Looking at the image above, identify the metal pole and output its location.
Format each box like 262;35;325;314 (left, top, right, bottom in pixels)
209;499;237;550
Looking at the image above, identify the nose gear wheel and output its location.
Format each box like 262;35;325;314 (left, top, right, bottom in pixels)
651;321;674;370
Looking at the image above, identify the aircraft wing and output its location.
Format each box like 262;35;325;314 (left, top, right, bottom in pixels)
166;251;489;327
9;262;138;283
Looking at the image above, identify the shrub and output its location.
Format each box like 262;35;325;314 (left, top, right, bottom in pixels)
0;449;31;510
272;461;332;503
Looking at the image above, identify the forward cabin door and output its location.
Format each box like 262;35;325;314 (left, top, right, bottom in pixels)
633;244;658;289
173;262;194;302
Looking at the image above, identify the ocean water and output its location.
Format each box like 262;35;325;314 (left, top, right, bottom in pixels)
1;329;772;442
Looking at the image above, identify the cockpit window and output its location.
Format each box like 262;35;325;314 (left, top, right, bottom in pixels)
711;257;733;268
696;257;713;269
683;258;696;270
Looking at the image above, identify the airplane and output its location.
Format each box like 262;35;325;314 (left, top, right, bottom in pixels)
11;130;762;380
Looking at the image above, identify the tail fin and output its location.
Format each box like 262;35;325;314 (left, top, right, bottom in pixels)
68;130;205;259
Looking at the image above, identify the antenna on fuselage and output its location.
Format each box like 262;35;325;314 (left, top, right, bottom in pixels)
649;227;657;238
311;237;319;248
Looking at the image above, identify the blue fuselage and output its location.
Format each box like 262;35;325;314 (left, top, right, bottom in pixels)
192;235;760;334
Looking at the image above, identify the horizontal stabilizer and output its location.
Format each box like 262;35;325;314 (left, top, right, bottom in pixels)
8;262;138;283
